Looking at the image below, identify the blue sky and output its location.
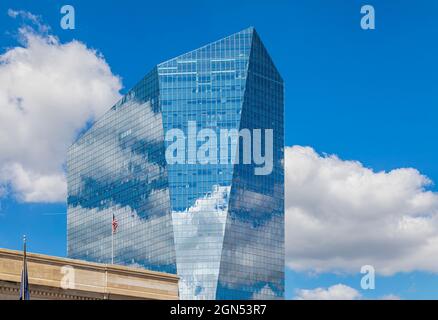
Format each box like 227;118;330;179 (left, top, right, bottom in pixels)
1;0;438;299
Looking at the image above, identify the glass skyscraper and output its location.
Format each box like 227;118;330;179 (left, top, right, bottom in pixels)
67;27;284;300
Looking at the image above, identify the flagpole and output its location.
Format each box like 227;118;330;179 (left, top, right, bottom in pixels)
23;234;26;261
111;228;114;264
20;234;30;300
22;235;26;277
111;214;118;265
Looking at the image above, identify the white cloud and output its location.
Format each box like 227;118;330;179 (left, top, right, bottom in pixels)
0;163;66;202
294;283;401;300
7;9;49;34
0;10;122;202
295;284;361;300
285;146;438;275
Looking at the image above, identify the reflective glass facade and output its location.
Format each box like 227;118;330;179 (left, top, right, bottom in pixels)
67;27;284;299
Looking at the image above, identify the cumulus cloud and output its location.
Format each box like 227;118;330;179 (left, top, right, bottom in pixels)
0;10;122;202
294;283;401;300
285;146;438;275
295;284;361;300
0;163;66;202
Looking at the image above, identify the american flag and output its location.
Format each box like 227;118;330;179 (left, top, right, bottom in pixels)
112;214;118;234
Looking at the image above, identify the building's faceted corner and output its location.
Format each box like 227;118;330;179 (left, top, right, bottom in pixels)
217;29;284;299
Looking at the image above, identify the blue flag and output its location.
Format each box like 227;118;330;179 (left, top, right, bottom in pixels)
19;237;30;300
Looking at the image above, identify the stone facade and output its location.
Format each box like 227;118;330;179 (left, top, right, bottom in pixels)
0;248;179;300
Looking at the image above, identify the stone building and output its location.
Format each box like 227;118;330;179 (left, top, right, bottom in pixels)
0;248;178;300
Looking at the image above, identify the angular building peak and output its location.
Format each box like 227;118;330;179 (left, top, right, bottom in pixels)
158;27;255;67
250;29;283;83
